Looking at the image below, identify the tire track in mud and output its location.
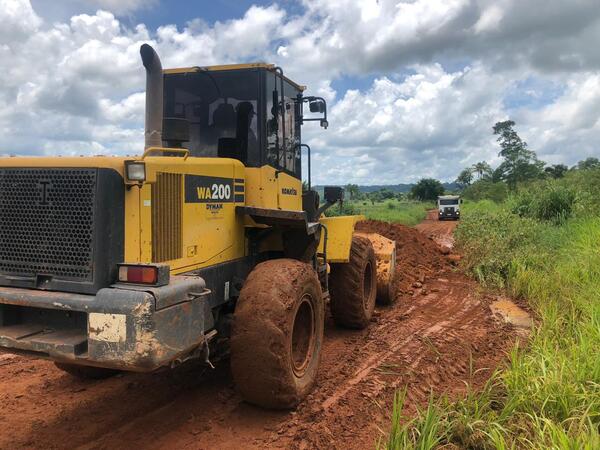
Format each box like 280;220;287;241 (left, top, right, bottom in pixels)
0;217;518;450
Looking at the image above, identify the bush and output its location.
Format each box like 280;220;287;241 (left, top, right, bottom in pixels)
510;184;576;224
324;201;358;217
387;201;600;449
462;180;508;202
454;208;543;286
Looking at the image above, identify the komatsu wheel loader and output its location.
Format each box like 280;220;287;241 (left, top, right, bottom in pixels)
0;44;396;408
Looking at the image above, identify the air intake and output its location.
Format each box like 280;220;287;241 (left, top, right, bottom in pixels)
152;172;183;262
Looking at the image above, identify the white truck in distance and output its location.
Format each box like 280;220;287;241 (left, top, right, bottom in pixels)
438;195;461;220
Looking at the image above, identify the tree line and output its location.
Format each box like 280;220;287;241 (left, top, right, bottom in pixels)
452;120;599;202
311;119;598;203
411;120;599;202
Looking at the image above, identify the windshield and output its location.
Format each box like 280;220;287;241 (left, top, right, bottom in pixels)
439;199;459;205
163;70;260;165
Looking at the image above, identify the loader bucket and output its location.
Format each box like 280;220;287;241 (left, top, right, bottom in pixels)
355;233;397;304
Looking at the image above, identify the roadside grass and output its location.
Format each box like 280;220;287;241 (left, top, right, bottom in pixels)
380;190;600;448
345;199;431;226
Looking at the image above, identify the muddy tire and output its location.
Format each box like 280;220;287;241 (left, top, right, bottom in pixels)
231;259;324;409
54;362;118;380
329;235;377;329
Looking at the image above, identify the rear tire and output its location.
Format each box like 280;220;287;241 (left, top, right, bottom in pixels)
329;235;377;329
54;362;118;380
231;259;324;409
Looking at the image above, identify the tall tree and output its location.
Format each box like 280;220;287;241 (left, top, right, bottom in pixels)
493;120;544;188
410;178;445;201
456;168;474;187
344;183;360;200
472;161;492;179
575;157;600;171
544;164;568;179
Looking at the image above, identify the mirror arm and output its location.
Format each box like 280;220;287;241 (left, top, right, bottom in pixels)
296;95;328;129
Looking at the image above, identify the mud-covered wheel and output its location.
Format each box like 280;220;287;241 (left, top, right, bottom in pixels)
329;235;377;329
54;362;119;380
231;259;324;409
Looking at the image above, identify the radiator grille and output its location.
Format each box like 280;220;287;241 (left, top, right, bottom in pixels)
0;168;96;280
152;173;182;262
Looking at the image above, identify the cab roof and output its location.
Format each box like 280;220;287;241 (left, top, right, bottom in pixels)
163;63;306;92
438;195;460;199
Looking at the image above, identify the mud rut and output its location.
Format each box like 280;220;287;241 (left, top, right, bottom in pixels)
0;212;519;450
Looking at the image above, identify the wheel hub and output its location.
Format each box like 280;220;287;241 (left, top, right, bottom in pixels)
290;294;315;377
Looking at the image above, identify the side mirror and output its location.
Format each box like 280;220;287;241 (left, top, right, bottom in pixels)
320;119;328;129
309;99;325;113
324;186;344;204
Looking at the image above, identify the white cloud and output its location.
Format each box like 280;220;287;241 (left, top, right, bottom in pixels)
305;63;507;184
74;0;155;15
516;73;600;165
0;0;599;184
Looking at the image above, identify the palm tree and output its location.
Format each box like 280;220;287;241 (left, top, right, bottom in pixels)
472;161;492;179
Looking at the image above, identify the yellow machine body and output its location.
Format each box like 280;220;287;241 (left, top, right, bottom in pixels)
0;153;354;274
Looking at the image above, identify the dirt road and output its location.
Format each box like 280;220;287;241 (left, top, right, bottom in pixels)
415;209;459;249
0;217;518;450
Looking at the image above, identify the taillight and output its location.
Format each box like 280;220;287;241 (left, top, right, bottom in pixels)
117;264;169;286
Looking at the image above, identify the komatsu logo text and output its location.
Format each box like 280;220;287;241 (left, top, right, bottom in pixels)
281;187;297;196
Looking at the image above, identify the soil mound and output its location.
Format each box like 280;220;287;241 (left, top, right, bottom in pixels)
355;220;448;296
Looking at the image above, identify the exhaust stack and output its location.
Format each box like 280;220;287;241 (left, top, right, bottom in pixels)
140;44;163;150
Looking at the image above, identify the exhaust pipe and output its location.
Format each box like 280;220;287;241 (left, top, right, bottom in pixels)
140;44;163;150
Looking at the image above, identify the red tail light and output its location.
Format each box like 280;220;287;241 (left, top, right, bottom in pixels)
118;264;168;285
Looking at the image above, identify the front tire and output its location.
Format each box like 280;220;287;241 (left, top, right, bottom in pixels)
329;235;377;329
231;259;324;409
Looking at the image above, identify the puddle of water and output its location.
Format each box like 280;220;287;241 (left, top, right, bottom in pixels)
490;299;533;331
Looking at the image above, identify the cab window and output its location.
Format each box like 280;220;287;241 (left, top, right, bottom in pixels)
163;70;260;166
265;72;301;178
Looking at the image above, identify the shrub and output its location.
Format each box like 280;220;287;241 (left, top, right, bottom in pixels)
454;209;543;286
324;201;358;217
462;180;508;203
510;184;576;224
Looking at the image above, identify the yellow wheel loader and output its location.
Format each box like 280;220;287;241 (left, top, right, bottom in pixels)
0;44;396;408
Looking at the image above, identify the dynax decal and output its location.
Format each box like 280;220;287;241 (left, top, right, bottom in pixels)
185;175;234;203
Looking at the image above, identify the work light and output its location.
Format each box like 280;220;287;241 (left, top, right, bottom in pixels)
125;161;146;182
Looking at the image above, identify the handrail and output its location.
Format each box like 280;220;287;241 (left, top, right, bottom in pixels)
141;147;190;160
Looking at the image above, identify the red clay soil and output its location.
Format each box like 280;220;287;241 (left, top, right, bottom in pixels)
0;218;518;450
414;209;459;250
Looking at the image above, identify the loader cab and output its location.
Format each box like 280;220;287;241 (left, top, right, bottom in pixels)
162;65;324;180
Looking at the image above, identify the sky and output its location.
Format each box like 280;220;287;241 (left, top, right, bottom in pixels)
1;0;599;185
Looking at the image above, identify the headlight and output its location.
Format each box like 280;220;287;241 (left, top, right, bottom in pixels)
125;161;146;182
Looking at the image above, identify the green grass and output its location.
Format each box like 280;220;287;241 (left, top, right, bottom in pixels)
381;197;600;449
327;199;431;226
